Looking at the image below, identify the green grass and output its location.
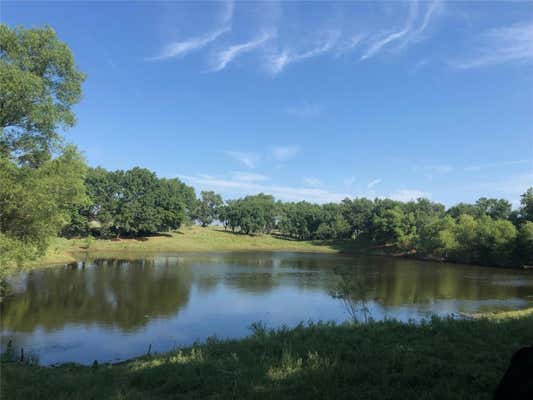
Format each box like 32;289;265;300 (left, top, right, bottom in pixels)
461;307;533;320
3;316;532;399
25;226;340;269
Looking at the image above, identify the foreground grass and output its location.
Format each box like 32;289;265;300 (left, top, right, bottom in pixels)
3;316;533;400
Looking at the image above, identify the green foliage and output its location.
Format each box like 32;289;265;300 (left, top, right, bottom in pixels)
220;194;277;234
195;190;223;227
0;146;88;268
62;167;195;237
278;201;321;239
341;197;374;238
213;189;532;267
0;25;85;166
516;221;533;265
519;187;533;223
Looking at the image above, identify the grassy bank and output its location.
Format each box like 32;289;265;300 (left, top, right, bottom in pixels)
3;316;533;399
21;226;341;270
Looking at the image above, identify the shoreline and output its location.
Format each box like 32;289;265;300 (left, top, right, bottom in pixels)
9;225;530;275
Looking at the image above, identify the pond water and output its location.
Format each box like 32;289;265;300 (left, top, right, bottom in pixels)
1;252;532;365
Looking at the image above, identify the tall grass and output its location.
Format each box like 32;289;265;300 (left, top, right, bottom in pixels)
3;316;532;399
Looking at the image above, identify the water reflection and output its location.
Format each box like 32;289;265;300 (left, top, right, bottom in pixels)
1;252;532;364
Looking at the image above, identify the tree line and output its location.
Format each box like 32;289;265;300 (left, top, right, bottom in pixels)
55;168;532;268
184;189;533;268
1;24;532;275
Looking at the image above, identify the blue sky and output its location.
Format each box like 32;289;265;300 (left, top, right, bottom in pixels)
4;1;532;206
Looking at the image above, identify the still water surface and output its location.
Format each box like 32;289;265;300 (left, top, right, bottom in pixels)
1;252;532;365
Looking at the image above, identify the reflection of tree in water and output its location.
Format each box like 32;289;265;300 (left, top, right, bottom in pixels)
1;257;192;332
2;253;532;334
330;267;372;323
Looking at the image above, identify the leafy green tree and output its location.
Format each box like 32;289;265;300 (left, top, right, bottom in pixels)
475;216;517;266
370;199;406;244
314;203;350;240
62;167;194;237
446;203;481;219
519;188;533;222
416;215;457;257
450;214;479;264
449;214;517;266
279;201;321;239
0;25;85;166
157;179;187;232
516;221;533;265
195;191;223;227
341;198;374;238
0;146;87;265
475;197;512;220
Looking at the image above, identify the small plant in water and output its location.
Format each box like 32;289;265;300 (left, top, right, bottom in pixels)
330;267;371;323
1;340;15;362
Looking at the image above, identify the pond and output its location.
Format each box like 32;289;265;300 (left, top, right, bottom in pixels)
1;252;532;365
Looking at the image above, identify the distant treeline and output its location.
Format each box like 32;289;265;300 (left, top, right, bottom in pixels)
61;166;533;268
1;25;532;274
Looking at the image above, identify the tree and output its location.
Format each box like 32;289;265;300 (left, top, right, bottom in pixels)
0;146;87;266
516;222;533;266
416;215;457;258
0;25;85;166
519;188;533;222
195;191;223;227
156;179;187;232
474;216;517;266
475;197;512;220
341;198;374;238
0;25;87;284
446;202;481;219
61;167;194;237
370;200;406;244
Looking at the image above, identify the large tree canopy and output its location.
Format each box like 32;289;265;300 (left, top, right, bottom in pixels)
62;167;196;237
0;145;87;266
0;24;85;166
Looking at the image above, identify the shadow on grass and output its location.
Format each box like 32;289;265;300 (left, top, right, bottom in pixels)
4;317;532;400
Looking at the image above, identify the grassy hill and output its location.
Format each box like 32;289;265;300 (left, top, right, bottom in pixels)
29;225;341;268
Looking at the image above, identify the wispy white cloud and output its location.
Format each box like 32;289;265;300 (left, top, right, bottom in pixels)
231;171;269;182
149;28;229;61
210;31;275;71
367;178;382;188
271;146;300;161
266;30;341;74
361;30;411;61
285;102;323;118
180;174;350;203
220;0;235;26
303;177;322;187
335;34;365;56
390;189;430;202
464;159;531;172
361;0;442;60
410;0;442;40
148;0;234;61
452;22;533;69
223;151;261;168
